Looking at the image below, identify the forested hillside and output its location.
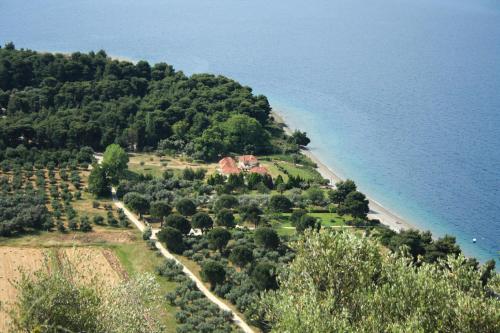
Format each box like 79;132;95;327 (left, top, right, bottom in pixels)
0;43;276;160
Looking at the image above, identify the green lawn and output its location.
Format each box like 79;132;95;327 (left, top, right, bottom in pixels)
112;240;178;332
272;211;349;236
274;160;322;181
279;211;347;227
128;162;165;178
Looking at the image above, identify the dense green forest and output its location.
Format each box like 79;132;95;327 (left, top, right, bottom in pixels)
0;43;287;160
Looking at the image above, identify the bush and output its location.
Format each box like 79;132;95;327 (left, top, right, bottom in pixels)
68;219;78;231
79;216;92;232
93;215;105;225
290;209;307;226
56;220;66;232
143;227;153;240
10;265;164;333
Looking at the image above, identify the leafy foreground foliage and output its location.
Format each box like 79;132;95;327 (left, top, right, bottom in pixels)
263;230;500;333
9;259;164;333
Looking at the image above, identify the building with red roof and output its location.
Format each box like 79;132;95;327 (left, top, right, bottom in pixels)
220;166;241;175
249;166;269;175
237;155;259;170
219;157;237;169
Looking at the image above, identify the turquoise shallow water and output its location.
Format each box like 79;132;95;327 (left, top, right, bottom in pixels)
1;0;499;261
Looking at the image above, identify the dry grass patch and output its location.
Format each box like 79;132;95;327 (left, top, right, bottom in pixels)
0;247;47;332
62;247;125;286
0;228;137;248
128;153;218;177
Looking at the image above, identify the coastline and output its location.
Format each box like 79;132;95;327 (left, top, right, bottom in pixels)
271;109;413;232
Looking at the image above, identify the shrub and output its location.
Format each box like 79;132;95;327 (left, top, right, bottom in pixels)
68;219;78;231
56;220;66;232
290;209;307;226
93;215;104;225
79;216;92;232
143;227;153;240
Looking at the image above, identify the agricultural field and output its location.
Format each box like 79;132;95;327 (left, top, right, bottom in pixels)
0;229;181;332
128;153;218;178
0;245;130;332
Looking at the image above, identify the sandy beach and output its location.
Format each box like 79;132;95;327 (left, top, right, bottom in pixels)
272;109;413;232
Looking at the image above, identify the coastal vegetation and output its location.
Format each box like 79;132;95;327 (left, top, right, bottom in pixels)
0;43;498;332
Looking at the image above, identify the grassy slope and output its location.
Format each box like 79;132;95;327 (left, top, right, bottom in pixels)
112;240;178;332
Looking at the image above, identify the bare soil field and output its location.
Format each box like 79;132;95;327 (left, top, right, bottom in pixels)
62;247;126;285
0;246;127;332
0;247;47;332
0;228;137;247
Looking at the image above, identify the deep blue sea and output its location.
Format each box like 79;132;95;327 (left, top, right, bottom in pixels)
1;0;499;261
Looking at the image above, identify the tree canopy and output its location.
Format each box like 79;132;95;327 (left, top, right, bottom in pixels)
102;144;128;184
263;230;500;332
0;46;283;160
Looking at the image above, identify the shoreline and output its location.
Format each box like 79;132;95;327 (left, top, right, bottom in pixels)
271;109;413;232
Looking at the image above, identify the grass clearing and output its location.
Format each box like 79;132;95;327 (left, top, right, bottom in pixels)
128;153;218;178
112;240;178;332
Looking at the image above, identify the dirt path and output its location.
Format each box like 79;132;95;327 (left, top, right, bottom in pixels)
111;188;254;333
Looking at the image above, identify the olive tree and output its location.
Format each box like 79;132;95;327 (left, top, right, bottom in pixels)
200;260;226;290
262;230;500;332
157;226;185;254
191;212;214;233
207;227;231;253
175;198;197;216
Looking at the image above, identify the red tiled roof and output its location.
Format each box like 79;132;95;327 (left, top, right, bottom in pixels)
219;157;237;168
221;166;241;175
249;166;268;175
238;155;258;164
